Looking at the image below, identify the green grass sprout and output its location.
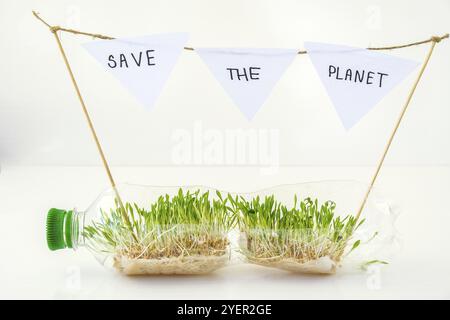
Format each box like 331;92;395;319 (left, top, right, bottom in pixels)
227;195;365;265
81;189;367;272
83;189;235;260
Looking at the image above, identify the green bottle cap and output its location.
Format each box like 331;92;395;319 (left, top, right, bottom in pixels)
46;208;75;251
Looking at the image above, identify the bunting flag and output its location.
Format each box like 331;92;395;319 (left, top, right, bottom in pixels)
196;48;298;120
304;42;419;129
82;33;188;109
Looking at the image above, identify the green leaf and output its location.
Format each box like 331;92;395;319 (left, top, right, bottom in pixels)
361;260;389;271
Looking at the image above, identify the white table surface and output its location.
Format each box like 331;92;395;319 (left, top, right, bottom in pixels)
0;165;449;299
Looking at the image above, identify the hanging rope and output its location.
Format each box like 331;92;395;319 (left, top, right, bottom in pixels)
33;11;448;54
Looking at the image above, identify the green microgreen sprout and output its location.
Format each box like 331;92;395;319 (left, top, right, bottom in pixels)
83;189;236;260
227;194;365;265
361;260;389;271
81;188;368;272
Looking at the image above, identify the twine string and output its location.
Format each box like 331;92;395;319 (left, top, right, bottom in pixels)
33;11;448;53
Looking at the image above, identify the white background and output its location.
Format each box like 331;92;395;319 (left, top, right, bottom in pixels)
0;0;449;300
0;0;449;166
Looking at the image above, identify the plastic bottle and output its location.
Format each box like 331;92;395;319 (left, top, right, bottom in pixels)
46;184;232;275
45;181;398;275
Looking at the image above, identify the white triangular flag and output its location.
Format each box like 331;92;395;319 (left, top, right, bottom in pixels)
304;42;419;129
82;33;188;109
196;48;298;120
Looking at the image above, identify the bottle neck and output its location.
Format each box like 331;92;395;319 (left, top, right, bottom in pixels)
70;210;86;250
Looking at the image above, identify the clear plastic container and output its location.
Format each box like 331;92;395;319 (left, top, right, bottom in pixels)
46;185;233;275
234;180;399;274
46;181;398;275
